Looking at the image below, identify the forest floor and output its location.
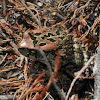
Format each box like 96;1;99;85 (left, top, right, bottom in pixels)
0;0;99;100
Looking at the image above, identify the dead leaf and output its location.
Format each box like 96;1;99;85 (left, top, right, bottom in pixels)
31;29;46;34
40;42;58;51
54;51;61;72
18;30;37;50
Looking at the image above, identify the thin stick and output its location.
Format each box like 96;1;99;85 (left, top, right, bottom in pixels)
71;0;91;21
2;0;6;15
19;0;42;28
65;54;96;100
0;31;20;55
38;48;65;100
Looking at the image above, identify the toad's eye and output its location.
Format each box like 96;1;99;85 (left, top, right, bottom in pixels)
74;41;81;44
74;41;79;44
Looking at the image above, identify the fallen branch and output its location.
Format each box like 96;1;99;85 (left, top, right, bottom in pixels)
38;48;65;100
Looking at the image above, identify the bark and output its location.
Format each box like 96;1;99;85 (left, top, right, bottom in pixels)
94;34;100;100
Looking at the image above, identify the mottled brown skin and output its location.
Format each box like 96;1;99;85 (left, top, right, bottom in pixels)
19;27;84;66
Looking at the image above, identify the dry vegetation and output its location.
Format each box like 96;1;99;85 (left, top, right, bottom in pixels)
0;0;99;100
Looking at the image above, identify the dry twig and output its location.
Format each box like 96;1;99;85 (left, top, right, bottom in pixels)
38;48;65;100
19;0;42;28
2;0;6;15
65;54;96;100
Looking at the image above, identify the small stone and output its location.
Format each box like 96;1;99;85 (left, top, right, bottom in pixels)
37;2;43;7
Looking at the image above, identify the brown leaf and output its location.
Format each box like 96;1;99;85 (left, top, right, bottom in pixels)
7;55;17;60
53;72;60;82
84;43;89;51
69;94;78;100
40;42;58;51
82;38;89;44
38;86;48;100
18;30;38;50
84;96;88;100
19;30;58;51
54;51;61;73
31;29;46;34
